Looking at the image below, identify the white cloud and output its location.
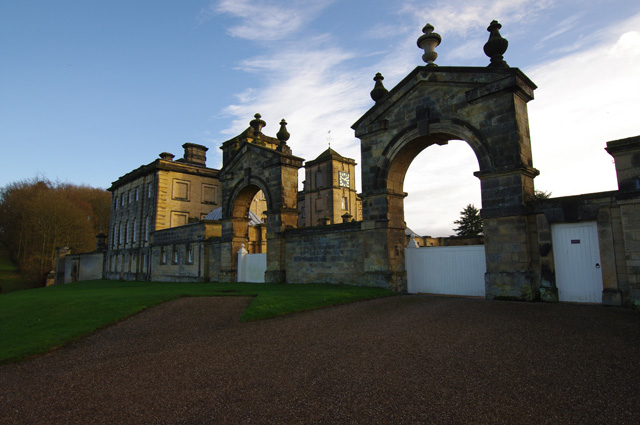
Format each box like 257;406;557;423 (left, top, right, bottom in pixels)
535;12;585;48
400;0;554;38
216;38;374;176
208;0;334;41
527;12;640;196
363;23;411;40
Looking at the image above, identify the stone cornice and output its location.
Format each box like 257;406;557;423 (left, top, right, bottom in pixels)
109;159;220;191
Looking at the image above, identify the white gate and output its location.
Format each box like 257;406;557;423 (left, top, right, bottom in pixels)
237;245;266;283
406;244;486;296
551;222;603;303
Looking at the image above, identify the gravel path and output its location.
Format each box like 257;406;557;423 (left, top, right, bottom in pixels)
1;295;639;424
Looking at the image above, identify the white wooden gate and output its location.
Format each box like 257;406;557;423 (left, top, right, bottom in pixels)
406;245;486;296
237;245;266;283
551;222;603;303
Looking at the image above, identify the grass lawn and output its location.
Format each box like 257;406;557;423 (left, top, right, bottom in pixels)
0;280;395;365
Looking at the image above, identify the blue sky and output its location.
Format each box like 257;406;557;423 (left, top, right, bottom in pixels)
2;0;639;236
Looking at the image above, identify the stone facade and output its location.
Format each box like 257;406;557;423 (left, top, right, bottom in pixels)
149;221;221;282
104;143;221;281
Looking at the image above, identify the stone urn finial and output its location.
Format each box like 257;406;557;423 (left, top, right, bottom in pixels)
483;20;509;68
370;72;389;102
250;113;266;134
276;119;290;144
417;23;441;67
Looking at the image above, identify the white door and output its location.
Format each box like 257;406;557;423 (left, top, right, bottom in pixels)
551;222;603;303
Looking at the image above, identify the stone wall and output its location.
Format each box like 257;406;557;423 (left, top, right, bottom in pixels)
281;222;365;285
55;252;105;284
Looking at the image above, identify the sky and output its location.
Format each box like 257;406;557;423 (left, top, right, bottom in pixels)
2;0;639;236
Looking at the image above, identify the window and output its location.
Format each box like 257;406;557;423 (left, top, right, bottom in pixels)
172;246;179;264
112;226;117;247
124;221;128;244
186;244;193;264
119;223;124;246
142;252;147;272
160;246;167;264
120;193;125;207
172;179;190;201
132;219;137;243
145;217;150;241
128;190;132;204
301;206;306;218
135;187;139;201
202;184;217;204
148;184;153;198
342;197;348;210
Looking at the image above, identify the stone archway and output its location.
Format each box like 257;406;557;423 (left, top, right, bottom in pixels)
217;115;303;282
352;63;539;299
227;183;269;254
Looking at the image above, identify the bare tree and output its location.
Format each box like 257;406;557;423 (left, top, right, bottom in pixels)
0;177;111;285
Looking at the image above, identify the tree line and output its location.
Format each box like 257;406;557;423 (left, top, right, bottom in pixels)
0;178;111;285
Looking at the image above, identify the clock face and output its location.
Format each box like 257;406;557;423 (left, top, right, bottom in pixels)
339;171;350;187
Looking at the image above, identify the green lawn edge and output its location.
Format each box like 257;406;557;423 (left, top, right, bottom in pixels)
0;280;395;365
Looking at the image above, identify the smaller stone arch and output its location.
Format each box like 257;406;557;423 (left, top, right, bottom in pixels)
225;177;273;220
217;114;303;282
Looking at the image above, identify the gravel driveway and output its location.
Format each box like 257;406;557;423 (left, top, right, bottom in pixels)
1;295;639;424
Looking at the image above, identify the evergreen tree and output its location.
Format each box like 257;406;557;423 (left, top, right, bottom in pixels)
534;189;552;200
453;204;483;237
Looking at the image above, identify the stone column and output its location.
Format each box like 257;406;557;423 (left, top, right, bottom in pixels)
360;191;407;291
219;217;250;282
265;209;298;283
477;168;537;300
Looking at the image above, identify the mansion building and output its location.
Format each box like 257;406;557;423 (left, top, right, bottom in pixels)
104;117;362;281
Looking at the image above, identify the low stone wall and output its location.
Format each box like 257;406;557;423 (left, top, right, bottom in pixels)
281;222;366;285
56;252;105;284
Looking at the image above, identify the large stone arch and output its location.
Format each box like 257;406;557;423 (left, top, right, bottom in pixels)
378;121;493;194
352;66;540;299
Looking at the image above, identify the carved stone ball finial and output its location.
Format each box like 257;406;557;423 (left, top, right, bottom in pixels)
250;113;266;134
484;20;509;68
276;119;290;144
417;23;442;66
370;72;389;102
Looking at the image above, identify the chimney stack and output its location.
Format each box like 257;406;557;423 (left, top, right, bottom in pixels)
182;143;208;166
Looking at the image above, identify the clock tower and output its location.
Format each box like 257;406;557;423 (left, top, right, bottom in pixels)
299;148;361;227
